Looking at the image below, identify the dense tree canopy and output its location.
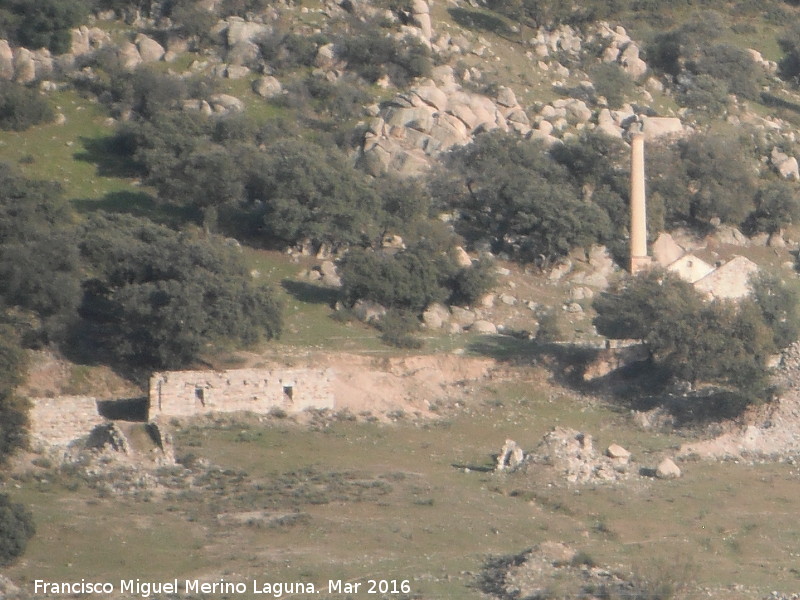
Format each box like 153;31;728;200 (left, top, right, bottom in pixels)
76;214;283;369
339;239;494;313
593;270;789;400
0;81;55;132
248;140;382;248
0;327;28;465
443;131;616;262
0;0;87;53
0;166;81;343
0;493;35;566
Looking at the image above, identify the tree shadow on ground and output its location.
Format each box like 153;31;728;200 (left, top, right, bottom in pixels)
72;190;199;227
467;334;752;428
582;360;754;427
466;334;597;388
73;135;141;179
447;7;513;35
281;279;339;306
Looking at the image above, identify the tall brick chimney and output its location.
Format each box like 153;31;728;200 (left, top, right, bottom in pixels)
629;131;650;274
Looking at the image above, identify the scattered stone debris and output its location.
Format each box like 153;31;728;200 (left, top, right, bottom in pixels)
86;422;130;454
605;443;631;464
478;542;634;600
495;439;524;471
0;575;25;600
655;457;681;479
519;427;630;483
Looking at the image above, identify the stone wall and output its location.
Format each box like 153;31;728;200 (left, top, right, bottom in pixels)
149;367;335;418
28;396;107;446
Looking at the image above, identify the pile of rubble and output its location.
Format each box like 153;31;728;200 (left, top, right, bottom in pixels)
0;576;26;600
495;428;683;484
521;427;631;483
481;542;672;600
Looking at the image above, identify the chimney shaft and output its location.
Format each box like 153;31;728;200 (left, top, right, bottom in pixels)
630;132;649;274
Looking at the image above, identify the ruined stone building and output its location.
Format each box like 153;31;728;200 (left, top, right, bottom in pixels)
148;367;335;417
29;396;109;446
28;367;336;447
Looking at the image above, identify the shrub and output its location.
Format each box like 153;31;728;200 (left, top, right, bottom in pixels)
0;165;81;341
75;213;283;369
337;28;431;86
0;0;87;54
0;328;28;464
593;270;774;400
444;131;614;262
589;63;635;109
378;309;423;348
679;132;758;225
750;271;800;349
536;311;568;342
779;23;800;80
688;43;763;101
648;14;762;108
247;139;382;248
676;73;730;114
0;494;35;566
257;32;329;73
450;259;496;306
166;0;218;44
744;181;800;234
220;0;273;17
0;81;54;131
339;244;453;313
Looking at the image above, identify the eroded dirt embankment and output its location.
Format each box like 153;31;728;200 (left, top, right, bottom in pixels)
678;342;800;461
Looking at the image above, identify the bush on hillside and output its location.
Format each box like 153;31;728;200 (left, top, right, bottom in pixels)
444;131;614;262
339;245;454;313
164;0;218;43
378;309;423;348
0;166;82;343
751;271;800;349
0;0;87;54
779;23;800;80
336;27;431;86
0;81;54;131
258;31;330;73
0;328;28;464
75;213;283;369
246;139;382;248
647;14;763;109
593;270;775;401
679;132;758;225
744;181;800;235
0;493;35;566
588;63;636;109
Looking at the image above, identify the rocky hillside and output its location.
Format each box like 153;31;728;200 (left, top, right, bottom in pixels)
4;0;800;369
2;1;799;172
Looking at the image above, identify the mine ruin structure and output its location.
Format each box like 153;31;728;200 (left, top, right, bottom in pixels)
149;367;335;417
629;131;651;274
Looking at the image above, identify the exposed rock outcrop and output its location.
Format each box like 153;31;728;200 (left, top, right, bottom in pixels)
496;439;524;471
358;69;530;176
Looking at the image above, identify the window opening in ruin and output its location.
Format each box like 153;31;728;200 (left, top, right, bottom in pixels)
195;387;206;406
283;385;293;401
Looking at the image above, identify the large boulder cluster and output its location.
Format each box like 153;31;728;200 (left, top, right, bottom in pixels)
359;68;530;176
595;23;647;80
